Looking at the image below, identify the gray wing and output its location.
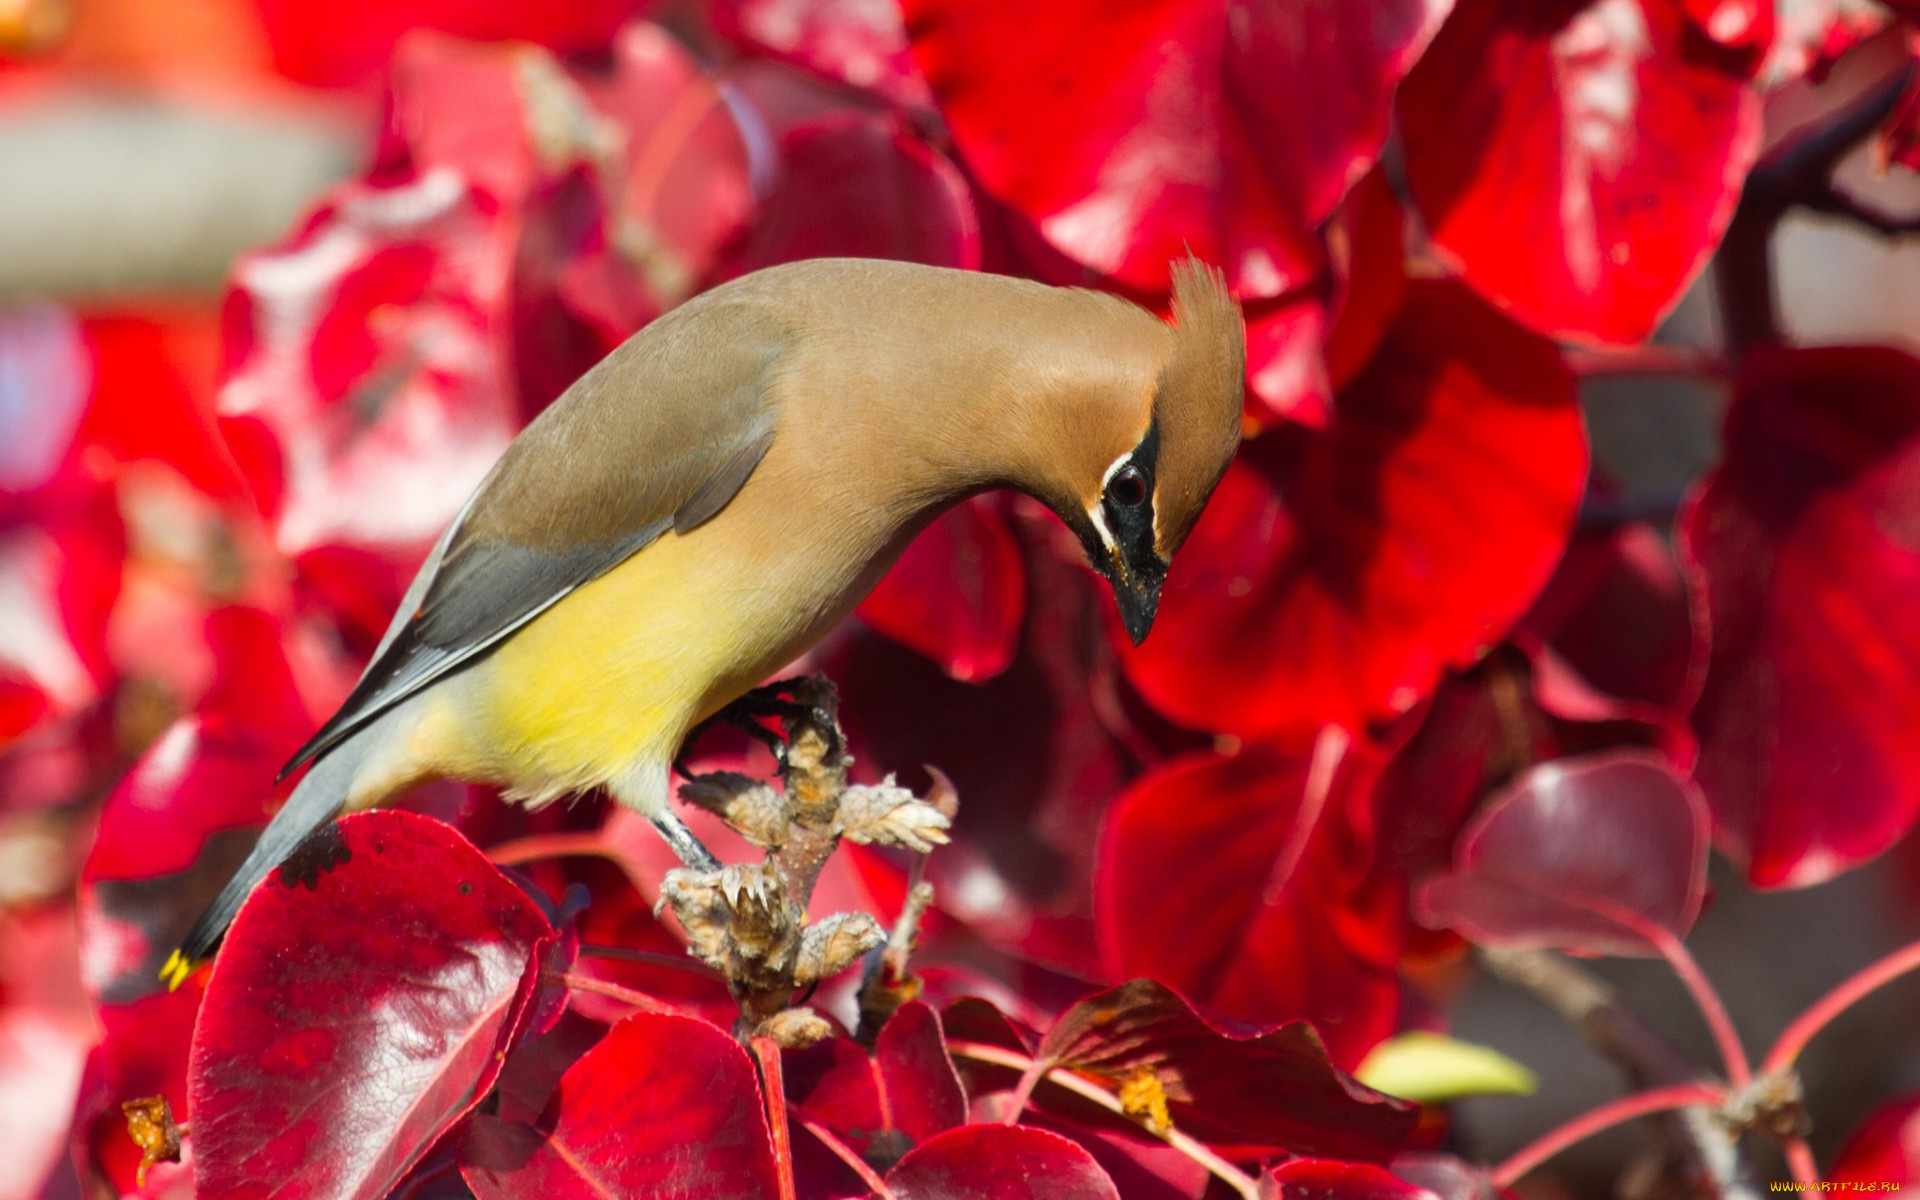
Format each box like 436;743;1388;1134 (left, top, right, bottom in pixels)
280;299;786;778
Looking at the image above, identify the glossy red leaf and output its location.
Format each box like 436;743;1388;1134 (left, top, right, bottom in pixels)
1098;740;1403;1067
900;0;1453;296
786;1001;967;1165
1682;346;1920;887
1244;293;1333;433
886;1124;1120;1200
1037;979;1416;1160
190;810;553;1200
1831;1094;1920;1184
1264;1159;1443;1200
1415;749;1709;955
1118;280;1585;737
1678;0;1774;51
857;497;1023;682
728;111;981;274
713;0;935;109
460;1012;780;1199
254;0;645;88
1400;0;1761;343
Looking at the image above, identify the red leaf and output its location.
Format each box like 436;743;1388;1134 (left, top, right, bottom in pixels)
885;1124;1120;1199
79;607;316;1001
254;0;646;88
713;0;935;109
459;1012;781;1199
1415;749;1709;955
189;810;554;1200
1682;346;1920;887
1118;280;1585;737
1097;740;1404;1067
1400;0;1761;343
1832;1094;1920;1184
1520;522;1701;713
900;0;1452;296
72;984;205;1196
727;111;981;273
1265;1159;1443;1200
786;1001;967;1165
1037;979;1416;1160
857;497;1023;681
1677;0;1774;51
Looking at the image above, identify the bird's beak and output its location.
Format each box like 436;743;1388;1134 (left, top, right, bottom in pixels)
1108;551;1167;646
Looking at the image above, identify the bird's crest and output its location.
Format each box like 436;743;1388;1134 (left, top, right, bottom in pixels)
1151;255;1246;557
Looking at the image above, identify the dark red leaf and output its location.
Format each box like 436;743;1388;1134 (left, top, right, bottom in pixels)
1264;1158;1443;1200
728;111;981;273
900;0;1451;296
1682;346;1920;887
713;0;935;109
459;1012;780;1199
1037;979;1416;1160
189;811;553;1200
857;497;1023;681
1520;522;1701;713
885;1124;1120;1199
786;1001;967;1166
1416;749;1709;955
1118;280;1585;737
1097;740;1404;1067
1831;1094;1920;1184
1400;0;1761;343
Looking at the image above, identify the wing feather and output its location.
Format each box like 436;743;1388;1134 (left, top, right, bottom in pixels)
280;298;788;777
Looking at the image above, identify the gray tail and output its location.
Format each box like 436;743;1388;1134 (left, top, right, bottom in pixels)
161;735;368;989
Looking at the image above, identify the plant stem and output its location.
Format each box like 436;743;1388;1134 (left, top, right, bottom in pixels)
1763;937;1920;1075
797;1116;896;1198
1480;948;1761;1200
1643;922;1753;1092
751;1037;799;1200
545;970;677;1014
1491;1084;1726;1188
947;1040;1262;1200
578;942;725;982
1784;1136;1821;1186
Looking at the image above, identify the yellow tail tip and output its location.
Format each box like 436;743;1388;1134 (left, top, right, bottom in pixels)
158;951;195;992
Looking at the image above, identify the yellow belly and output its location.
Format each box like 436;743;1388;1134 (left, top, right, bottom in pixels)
425;514;853;806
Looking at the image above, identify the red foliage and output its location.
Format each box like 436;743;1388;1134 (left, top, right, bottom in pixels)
1684;346;1920;887
1399;0;1761;343
16;1;1920;1196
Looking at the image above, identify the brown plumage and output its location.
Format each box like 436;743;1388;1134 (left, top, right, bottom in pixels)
167;255;1245;984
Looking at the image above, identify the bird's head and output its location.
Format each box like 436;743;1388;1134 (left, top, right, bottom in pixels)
1056;257;1245;645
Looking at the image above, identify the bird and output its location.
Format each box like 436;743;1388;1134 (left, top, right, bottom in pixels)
162;254;1245;989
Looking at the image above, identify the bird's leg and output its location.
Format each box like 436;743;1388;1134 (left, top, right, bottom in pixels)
648;807;721;873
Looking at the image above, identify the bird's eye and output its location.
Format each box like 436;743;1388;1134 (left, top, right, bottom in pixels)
1109;464;1148;508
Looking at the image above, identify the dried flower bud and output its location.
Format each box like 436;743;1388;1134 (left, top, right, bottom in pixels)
836;776;953;852
757;1006;834;1049
679;772;790;847
795;912;885;985
122;1096;181;1186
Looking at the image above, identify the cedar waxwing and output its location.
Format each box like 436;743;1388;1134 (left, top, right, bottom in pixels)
163;255;1245;987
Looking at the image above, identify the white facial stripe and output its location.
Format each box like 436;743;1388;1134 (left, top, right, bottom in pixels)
1087;502;1118;553
1101;452;1133;489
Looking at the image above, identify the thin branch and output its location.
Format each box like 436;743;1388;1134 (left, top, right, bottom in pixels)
1637;921;1753;1092
1802;185;1920;237
947;1040;1263;1200
798;1116;896;1198
1564;344;1729;382
1480;948;1762;1200
1716;59;1919;355
1491;1084;1726;1188
578;942;725;982
1763;937;1920;1075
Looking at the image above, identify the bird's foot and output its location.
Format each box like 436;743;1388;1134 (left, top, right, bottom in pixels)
647;808;720;873
675;675;842;778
